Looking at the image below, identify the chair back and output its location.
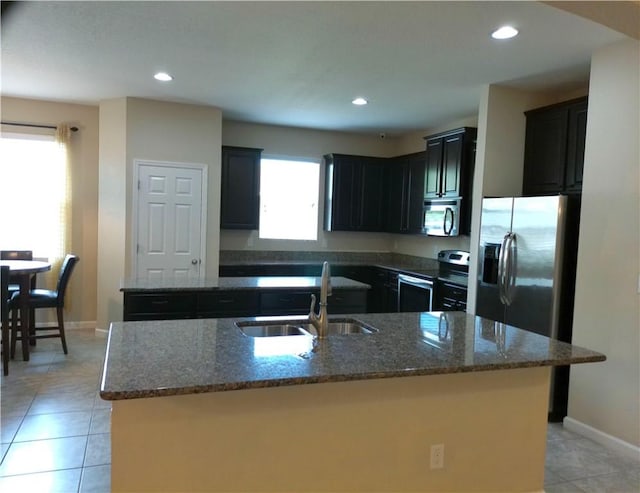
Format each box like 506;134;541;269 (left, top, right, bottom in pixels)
56;254;80;306
1;250;33;261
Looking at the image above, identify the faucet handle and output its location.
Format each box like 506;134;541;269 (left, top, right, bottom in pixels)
309;293;317;316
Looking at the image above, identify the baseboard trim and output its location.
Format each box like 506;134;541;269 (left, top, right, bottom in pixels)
563;416;640;462
35;321;97;330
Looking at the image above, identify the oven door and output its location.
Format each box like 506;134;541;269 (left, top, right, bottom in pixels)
397;274;434;312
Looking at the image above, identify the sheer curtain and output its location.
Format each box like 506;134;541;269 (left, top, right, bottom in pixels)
0;123;72;289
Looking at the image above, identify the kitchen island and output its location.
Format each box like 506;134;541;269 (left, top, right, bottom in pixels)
101;311;605;492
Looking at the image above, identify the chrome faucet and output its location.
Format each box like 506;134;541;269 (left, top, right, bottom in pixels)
309;261;332;339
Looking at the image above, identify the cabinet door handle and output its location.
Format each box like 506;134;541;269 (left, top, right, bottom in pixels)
151;300;169;305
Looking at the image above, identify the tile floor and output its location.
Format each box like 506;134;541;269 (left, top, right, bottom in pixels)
1;328;639;493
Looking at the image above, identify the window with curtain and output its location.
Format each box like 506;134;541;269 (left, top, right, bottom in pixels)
0;130;71;263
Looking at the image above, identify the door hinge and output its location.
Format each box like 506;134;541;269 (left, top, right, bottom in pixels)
137;244;140;254
138;180;141;190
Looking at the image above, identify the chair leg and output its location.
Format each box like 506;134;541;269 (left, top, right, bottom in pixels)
10;308;17;359
20;306;29;361
57;306;68;355
2;319;9;376
29;307;36;346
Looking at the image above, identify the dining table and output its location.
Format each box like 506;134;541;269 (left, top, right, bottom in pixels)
0;259;51;361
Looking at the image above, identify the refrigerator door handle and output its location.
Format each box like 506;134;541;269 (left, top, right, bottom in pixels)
497;233;510;305
504;233;518;305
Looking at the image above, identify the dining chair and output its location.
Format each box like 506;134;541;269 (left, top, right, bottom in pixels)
9;254;79;356
1;266;10;375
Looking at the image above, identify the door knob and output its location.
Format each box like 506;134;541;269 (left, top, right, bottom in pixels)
191;259;198;265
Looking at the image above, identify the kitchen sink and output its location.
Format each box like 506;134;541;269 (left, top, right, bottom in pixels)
237;322;310;337
236;318;377;337
300;318;378;336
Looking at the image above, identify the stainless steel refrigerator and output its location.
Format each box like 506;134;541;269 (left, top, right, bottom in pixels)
476;194;580;420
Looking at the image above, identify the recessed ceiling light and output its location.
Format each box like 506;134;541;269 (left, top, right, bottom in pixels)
154;72;173;82
352;97;368;106
491;26;519;40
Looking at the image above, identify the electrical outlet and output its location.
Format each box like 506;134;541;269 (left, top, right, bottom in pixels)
430;443;444;469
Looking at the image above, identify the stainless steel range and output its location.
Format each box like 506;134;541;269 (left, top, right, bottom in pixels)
436;250;470;311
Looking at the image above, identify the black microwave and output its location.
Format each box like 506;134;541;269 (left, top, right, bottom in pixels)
423;198;460;237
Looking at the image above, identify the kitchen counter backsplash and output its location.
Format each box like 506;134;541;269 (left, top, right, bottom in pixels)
219;250;439;270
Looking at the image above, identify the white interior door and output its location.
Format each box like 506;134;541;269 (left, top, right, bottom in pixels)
134;161;207;281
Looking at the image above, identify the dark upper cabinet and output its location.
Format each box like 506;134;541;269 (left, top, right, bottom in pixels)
324;154;386;232
386;151;426;234
220;146;262;229
424;127;477;235
565;101;588;192
424;127;476;199
523;97;587;196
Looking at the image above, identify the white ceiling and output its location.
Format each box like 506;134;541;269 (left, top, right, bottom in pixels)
0;1;631;135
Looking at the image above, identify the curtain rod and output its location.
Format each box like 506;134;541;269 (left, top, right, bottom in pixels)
1;121;79;132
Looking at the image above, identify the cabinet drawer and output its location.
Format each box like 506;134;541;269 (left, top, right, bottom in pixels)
124;293;197;320
260;290;315;315
197;291;260;318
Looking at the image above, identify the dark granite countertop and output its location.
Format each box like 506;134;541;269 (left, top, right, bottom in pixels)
120;276;371;292
100;311;605;400
217;251;469;287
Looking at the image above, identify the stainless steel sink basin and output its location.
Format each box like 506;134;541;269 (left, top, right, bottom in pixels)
300;319;378;336
236;317;377;337
237;322;310;337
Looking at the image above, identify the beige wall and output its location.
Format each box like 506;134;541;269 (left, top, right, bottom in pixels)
97;99;128;331
568;39;640;448
221;121;396;253
466;85;562;314
1;96;99;327
221;120;477;257
96;98;223;330
125;98;223;276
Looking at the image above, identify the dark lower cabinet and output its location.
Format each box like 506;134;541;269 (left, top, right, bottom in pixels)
123;288;367;321
261;289;366;316
368;268;399;313
197;291;260;318
435;281;467;312
123;293;197;321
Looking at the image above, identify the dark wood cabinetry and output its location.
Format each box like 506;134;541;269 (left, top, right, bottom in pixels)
220;146;262;229
386;152;426;234
123;292;197;321
523;97;587;196
423;127;476;235
424;128;476;200
324;154;386;232
197;291;260;318
260;289;366;316
123;287;366;321
435;281;467;312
